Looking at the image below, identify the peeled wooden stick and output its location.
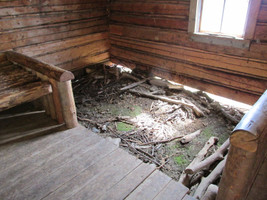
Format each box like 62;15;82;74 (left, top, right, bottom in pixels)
200;184;218;200
211;102;239;125
181;129;202;144
120;78;150;91
129;89;205;117
179;137;219;186
185;139;230;175
194;156;227;199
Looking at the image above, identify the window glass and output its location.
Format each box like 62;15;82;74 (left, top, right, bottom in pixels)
199;0;250;38
221;0;250;37
200;0;225;33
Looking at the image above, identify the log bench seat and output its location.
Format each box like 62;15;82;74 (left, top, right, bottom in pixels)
0;51;78;128
0;62;52;112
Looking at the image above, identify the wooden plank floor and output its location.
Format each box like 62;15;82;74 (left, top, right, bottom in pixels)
0;112;195;200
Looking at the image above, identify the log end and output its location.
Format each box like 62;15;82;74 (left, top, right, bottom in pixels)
230;130;258;152
59;71;75;82
184;168;194;175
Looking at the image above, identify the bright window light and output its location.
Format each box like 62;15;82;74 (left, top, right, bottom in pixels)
199;0;250;38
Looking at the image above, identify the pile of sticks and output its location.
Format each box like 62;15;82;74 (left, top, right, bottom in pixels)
74;65;242;199
179;138;230;200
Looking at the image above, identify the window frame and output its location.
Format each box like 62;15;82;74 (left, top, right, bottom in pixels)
188;0;262;49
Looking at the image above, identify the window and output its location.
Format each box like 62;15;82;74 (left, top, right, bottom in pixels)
199;0;249;38
188;0;262;48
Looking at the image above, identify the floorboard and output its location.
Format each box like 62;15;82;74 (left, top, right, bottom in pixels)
0;108;197;200
125;170;172;200
67;150;142;200
98;163;156;200
0;127;103;191
183;194;198;200
154;180;189;200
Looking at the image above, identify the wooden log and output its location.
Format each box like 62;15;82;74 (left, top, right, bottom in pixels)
120;72;140;82
50;79;64;124
129;89;205;117
0;3;106;17
37;39;109;66
110;46;267;92
57;80;78;128
47;94;56;120
110;14;188;30
194;156;227;199
200;184;218;200
148;65;260;105
41;96;51;116
0;53;7;62
111;2;189;16
0;0;107;7
217;91;267;200
211;103;240;125
6;51;74;82
34;72;52;117
120;78;150;91
179;137;219;186
185;139;230;174
17;32;108;57
181;129;202;144
0;82;52;112
58;51;109;71
1;24;108;52
109;24;267;61
0;10;105;31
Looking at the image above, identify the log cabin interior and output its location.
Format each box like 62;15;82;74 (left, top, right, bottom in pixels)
0;0;266;200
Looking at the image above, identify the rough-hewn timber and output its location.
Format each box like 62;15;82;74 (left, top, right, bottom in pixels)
0;0;110;71
109;0;267;105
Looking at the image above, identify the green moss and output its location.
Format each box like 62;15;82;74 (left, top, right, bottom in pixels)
202;126;213;139
109;105;142;118
174;155;188;166
217;133;229;146
117;122;135;132
129;106;142;117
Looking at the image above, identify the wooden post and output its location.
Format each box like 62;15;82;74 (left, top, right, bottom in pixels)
216;90;267;200
41;96;50;116
50;79;64;124
57;80;78;128
47;94;56;120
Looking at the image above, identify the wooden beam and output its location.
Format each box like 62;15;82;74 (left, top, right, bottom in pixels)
0;82;52;112
111;58;260;105
57;80;78;128
245;0;262;39
6;51;74;82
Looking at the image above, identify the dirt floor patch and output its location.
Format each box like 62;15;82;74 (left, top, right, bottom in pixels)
73;65;247;193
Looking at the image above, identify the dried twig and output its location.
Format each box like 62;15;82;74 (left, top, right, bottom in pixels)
107;127;162;166
77;116;101;127
140;135;185;146
194;156;227;199
120;78;150;91
211;102;239;125
180;129;202;144
185;139;230;175
201;184;218;200
179;137;219;187
129;89;205;117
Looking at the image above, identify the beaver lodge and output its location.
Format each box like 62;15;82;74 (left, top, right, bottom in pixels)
0;1;266;200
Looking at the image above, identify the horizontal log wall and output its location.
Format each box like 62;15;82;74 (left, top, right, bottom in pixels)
0;0;110;71
109;0;267;105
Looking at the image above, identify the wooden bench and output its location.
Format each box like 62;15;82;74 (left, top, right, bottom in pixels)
0;51;78;128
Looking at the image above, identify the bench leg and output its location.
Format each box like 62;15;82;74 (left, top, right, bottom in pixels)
50;79;64;124
57;80;78;128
